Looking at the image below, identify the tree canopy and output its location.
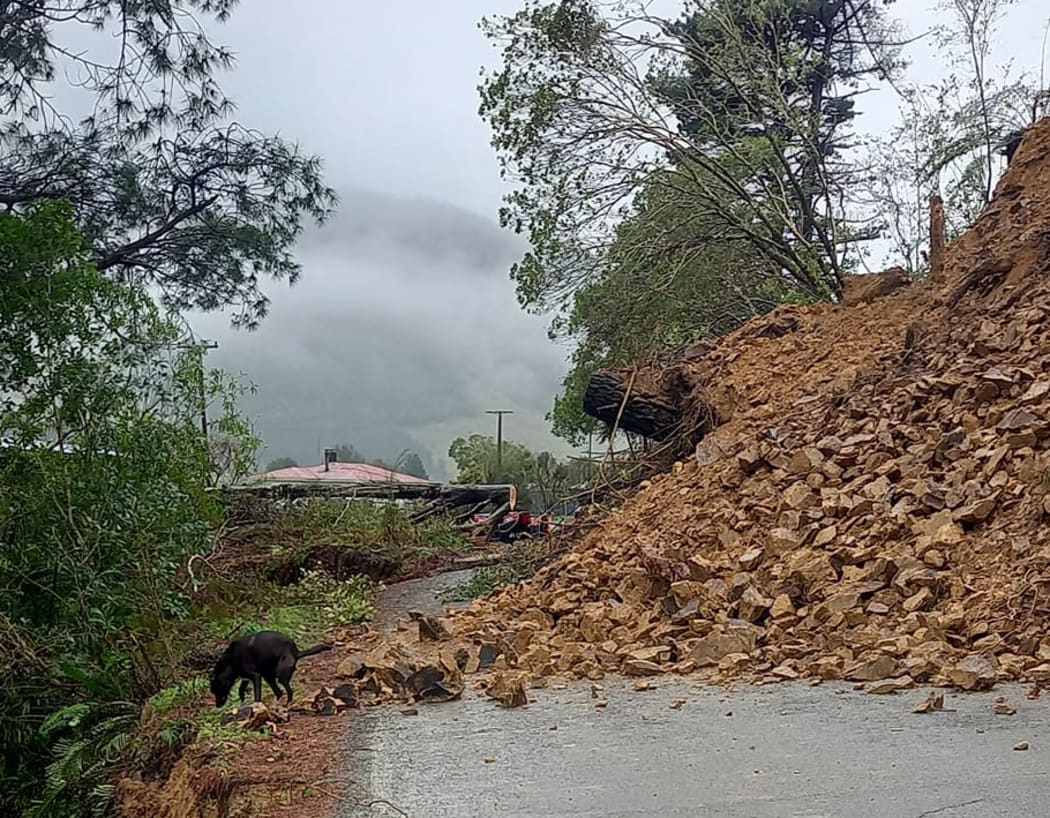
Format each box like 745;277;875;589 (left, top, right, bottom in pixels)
481;0;905;444
0;201;258;816
447;434;586;510
0;0;336;328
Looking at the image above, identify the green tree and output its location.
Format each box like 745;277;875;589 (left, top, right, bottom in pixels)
335;443;366;463
479;0;901;317
0;201;256;816
265;456;299;471
448;434;535;486
394;450;430;480
863;0;1038;264
448;436;581;510
548;169;811;444
0;0;336;328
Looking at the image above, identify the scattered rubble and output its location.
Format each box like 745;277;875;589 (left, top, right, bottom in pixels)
220;701;288;732
913;691;945;714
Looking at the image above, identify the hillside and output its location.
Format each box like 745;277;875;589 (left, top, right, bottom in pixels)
446;118;1050;693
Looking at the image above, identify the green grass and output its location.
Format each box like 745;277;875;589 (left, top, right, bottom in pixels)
146;677;210;716
194;707;271;744
272;498;472;566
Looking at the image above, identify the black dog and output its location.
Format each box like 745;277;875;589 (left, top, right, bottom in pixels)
210;630;333;707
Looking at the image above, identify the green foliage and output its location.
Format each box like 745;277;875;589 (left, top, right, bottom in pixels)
448;434;535;485
548;168;813;444
447;434;588;510
480;0;900;444
439;541;550;602
0;202;259;817
146;678;211;717
480;0;900;317
27;701;139;818
279;571;375;634
0;1;336;327
265;456;299;471
394;449;430;480
274;498;471;567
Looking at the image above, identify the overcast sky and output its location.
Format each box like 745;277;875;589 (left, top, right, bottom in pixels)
184;0;1046;479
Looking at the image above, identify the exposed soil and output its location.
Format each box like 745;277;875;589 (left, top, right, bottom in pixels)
438;117;1050;693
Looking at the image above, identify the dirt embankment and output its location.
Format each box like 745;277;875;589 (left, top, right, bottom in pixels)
446;117;1050;693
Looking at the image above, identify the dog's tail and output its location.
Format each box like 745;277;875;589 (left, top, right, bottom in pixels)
298;643;334;659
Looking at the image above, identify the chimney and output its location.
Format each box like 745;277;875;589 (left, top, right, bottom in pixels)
323;447;337;472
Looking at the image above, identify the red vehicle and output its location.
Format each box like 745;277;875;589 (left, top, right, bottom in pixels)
471;511;553;542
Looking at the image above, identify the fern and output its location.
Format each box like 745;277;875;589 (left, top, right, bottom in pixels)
28;701;139;818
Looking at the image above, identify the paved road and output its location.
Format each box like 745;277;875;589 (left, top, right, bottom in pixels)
340;575;1050;818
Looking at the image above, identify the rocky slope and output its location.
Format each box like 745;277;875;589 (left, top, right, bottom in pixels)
446;118;1050;694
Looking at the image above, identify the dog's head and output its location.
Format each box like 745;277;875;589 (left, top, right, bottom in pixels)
210;655;235;708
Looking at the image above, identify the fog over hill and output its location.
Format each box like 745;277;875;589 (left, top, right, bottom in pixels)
189;190;573;480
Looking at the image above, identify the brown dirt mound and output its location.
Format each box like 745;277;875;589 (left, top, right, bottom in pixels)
446;117;1050;693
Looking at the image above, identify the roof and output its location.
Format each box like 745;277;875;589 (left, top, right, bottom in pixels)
253;461;435;485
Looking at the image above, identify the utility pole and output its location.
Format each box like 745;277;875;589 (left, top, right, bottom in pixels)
485;409;513;481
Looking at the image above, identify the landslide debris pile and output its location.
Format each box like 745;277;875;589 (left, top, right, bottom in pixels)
449;119;1050;694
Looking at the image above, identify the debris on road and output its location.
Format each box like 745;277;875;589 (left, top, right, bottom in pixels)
913;691;945;714
1013;741;1030;751
443;119;1050;694
994;696;1017;716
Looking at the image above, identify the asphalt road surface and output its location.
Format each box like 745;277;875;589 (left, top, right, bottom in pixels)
340;575;1050;818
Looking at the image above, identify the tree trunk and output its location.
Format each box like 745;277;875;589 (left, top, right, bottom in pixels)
929;195;946;286
583;369;683;441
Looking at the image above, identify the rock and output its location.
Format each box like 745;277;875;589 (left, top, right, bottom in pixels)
770;594;796;619
913;691;945;713
783;483;816;510
824;592;861;614
410;611;451;641
932;522;964;546
923;549;946;569
331;684;358;708
770;664;799;679
866;676;915;694
1013;741;1030;751
997;410;1037;432
623;659;663;676
1020;380;1050;405
221;702;280;731
954;496;997;524
768;528;803;553
478;643;502;670
688;622;761;667
337;652;367;679
486;671;530;708
788;447;824;474
903;588;934;612
947;654;998;691
739;547;764;570
737;587;773;623
813;525;838;548
406;666;463;703
846;655;898;682
670;580;706;609
993;696;1017;716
